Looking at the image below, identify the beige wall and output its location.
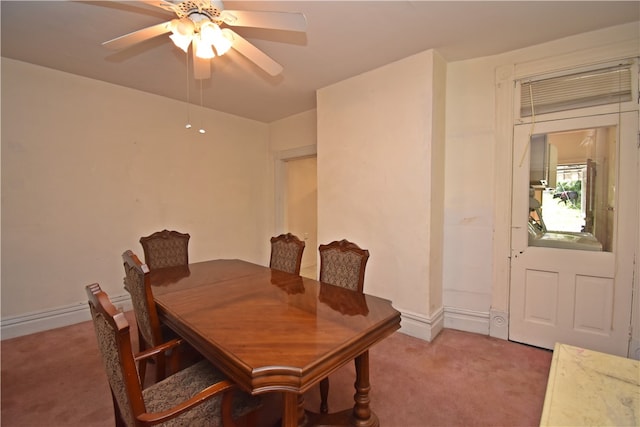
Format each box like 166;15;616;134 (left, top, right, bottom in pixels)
1;58;271;318
317;50;446;339
443;54;498;323
269;110;317;152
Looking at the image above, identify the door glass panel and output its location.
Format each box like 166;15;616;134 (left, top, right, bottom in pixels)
528;126;615;252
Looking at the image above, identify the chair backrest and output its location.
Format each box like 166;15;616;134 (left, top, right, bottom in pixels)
86;283;145;427
269;233;305;275
122;250;162;348
319;239;370;293
139;229;190;270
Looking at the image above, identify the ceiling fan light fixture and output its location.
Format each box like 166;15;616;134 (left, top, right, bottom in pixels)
214;32;232;56
170;17;195;36
170;18;195;52
199;22;218;44
170;32;192;52
200;22;231;56
193;35;215;59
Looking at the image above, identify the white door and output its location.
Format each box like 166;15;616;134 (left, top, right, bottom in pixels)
509;112;637;356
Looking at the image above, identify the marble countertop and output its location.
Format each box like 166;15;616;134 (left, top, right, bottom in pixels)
540;342;639;426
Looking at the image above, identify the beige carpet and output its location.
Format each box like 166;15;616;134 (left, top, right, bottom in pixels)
1;312;552;426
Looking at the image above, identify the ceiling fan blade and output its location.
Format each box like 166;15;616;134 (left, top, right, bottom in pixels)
137;0;179;13
220;10;307;32
224;29;283;76
193;48;211;80
102;21;172;51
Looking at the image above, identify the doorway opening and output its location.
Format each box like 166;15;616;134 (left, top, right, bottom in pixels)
274;145;318;279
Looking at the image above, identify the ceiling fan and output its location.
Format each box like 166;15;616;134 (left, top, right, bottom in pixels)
102;0;307;79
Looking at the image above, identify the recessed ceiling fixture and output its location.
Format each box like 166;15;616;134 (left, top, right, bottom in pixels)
102;0;307;79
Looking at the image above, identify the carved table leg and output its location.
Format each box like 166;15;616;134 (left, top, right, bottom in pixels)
319;377;329;413
281;392;307;427
352;351;379;427
297;394;307;426
302;351;379;427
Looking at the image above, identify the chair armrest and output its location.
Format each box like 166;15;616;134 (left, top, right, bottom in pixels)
133;338;184;362
136;380;237;425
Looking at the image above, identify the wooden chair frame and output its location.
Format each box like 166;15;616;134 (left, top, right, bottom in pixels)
122;249;177;383
86;283;238;427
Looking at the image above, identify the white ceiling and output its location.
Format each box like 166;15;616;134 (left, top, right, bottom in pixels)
2;1;639;123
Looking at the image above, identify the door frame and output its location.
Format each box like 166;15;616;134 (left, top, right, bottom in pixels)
273;144;317;234
491;40;639;356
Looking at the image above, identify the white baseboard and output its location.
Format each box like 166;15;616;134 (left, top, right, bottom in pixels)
398;307;444;341
443;306;490;335
1;294;132;340
2;297;513;348
393;306;508;343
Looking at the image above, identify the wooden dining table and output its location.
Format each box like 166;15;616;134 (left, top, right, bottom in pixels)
149;259;401;427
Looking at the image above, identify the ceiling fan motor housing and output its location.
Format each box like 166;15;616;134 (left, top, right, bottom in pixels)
173;0;223;21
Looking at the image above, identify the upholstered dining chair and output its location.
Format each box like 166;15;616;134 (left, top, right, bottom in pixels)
139;229;190;270
269;233;305;275
317;239;370;413
122;249;178;383
86;283;260;427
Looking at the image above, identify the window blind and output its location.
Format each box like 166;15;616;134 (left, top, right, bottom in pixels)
520;64;632;117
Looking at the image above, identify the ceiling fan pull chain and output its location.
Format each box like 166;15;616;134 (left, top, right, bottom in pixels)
185;51;192;129
199;79;206;134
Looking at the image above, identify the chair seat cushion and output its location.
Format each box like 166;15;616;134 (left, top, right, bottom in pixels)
142;360;260;426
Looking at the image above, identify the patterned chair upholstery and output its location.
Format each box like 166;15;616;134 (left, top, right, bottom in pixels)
317;239;370;413
269;233;305;275
318;239;369;292
122;249;176;383
86;283;260;427
139;230;190;270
